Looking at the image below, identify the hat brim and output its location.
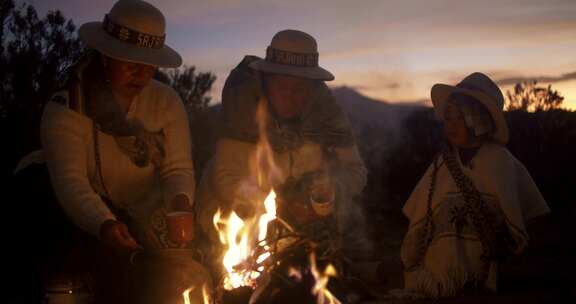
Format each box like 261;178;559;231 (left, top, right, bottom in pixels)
248;59;334;81
431;83;509;144
79;22;182;68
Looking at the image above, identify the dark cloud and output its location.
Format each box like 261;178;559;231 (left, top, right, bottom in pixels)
335;82;405;92
332;84;371;92
496;72;576;86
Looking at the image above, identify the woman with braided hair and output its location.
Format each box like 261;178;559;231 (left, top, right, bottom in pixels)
400;72;549;298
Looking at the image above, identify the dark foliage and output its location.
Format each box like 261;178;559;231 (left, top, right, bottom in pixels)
506;81;564;112
154;67;218;180
0;0;84;175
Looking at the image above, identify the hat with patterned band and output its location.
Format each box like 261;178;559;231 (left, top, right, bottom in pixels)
249;29;334;81
79;0;182;68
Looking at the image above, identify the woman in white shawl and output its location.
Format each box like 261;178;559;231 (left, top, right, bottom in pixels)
400;72;550;298
37;1;210;303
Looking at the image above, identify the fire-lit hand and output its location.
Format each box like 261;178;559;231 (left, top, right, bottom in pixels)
100;219;140;255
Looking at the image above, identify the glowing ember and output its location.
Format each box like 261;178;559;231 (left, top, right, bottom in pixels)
288;266;303;281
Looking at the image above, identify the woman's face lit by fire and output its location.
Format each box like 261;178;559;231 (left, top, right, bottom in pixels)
265;74;315;120
101;55;157;101
443;101;479;148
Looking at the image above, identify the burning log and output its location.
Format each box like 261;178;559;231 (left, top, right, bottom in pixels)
212;212;347;304
211;171;350;304
217;229;377;304
246;241;344;304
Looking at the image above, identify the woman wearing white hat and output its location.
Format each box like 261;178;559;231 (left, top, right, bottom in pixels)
41;0;201;302
196;29;368;271
400;72;550;298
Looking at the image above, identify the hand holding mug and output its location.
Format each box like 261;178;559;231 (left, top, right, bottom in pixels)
166;194;195;246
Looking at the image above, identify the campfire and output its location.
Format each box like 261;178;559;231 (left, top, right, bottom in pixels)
212;190;280;290
199;97;345;304
210;189;343;304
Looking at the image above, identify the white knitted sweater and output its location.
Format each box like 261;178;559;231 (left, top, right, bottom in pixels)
41;80;195;237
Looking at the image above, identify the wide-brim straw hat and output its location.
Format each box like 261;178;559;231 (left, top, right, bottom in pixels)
431;72;509;144
249;29;334;81
79;0;182;68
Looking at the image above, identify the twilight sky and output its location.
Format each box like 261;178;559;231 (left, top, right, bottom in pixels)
28;0;576;108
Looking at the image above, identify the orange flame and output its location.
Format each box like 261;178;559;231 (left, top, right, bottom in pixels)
213;94;289;290
213;190;278;290
213;210;251;289
182;283;211;304
202;283;211;304
182;286;193;304
309;252;342;304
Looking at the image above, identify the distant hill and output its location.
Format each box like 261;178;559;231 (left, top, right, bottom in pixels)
331;86;426;129
209;86;427;127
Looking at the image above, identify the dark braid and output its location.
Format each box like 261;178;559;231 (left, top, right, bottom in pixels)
442;146;499;261
411;155;441;269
